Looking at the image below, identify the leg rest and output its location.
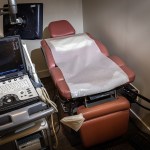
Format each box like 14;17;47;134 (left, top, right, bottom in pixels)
77;96;130;148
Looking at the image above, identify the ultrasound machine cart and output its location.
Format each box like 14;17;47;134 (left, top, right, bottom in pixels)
0;36;55;150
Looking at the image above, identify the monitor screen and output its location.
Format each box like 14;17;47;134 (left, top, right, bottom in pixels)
0;36;24;76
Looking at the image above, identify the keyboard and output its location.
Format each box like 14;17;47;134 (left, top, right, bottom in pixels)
0;75;38;100
0;75;40;114
0;77;29;93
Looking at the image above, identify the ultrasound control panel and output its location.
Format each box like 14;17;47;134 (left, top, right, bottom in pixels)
0;75;39;113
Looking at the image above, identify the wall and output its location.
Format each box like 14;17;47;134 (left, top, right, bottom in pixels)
82;0;150;128
0;0;83;77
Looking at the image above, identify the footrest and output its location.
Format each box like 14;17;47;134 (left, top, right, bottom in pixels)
77;96;130;147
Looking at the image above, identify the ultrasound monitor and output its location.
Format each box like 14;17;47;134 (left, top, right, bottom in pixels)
0;36;26;78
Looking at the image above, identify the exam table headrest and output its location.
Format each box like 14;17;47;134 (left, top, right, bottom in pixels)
48;20;75;38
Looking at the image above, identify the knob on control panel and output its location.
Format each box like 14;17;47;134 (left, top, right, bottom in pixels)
0;94;19;106
3;96;15;104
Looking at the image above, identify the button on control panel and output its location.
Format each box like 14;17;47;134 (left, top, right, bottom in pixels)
0;75;38;104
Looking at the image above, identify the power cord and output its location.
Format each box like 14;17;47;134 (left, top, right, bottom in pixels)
36;87;58;149
51;114;58;149
36;87;58;112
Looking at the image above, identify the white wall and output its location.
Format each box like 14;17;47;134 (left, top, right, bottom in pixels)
83;0;150;127
0;0;83;77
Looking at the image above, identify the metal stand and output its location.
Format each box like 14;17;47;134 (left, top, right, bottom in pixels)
0;118;53;150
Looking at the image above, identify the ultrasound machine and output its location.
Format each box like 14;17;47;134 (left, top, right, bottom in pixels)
0;36;55;149
0;36;39;113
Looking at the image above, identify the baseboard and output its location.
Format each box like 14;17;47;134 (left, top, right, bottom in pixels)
37;69;50;78
130;109;150;135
